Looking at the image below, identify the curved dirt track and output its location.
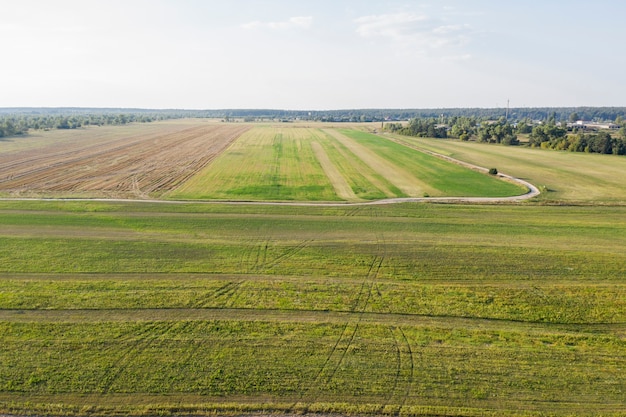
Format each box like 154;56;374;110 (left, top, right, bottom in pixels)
0;166;540;206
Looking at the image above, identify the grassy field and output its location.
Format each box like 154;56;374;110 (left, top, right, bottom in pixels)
170;126;340;201
170;125;525;201
2;122;626;416
1;200;625;416
388;133;626;204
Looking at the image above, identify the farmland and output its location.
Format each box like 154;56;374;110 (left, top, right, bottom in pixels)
0;120;249;199
388;132;626;204
171;126;525;201
0;121;525;201
1;120;626;416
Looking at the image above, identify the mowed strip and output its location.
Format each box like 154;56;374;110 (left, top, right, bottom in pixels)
323;128;434;197
310;141;358;201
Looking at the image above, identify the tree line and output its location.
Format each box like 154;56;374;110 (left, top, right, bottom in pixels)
3;106;626;125
2;108;626;155
0;112;176;138
385;114;626;156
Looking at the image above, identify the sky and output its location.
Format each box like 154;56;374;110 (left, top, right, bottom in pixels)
1;0;625;110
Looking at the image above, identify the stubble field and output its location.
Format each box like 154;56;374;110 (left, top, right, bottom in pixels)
0;120;249;199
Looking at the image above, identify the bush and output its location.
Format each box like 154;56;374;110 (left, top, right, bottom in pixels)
488;168;498;175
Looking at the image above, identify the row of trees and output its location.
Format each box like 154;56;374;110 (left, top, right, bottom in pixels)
0;118;26;138
3;107;626;125
386;116;520;145
386;115;626;156
540;132;626;155
0;113;174;138
385;118;448;138
528;122;626;155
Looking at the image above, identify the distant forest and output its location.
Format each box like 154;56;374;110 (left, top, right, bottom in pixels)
2;107;626;155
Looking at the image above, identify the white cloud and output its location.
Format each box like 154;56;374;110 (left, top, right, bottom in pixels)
242;16;313;30
354;12;471;58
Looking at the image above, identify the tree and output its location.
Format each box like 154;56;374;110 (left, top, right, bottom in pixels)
450;116;477;140
516;118;532;134
477;119;516;144
547;112;557;125
529;123;566;147
403;118;447;138
589;132;613;154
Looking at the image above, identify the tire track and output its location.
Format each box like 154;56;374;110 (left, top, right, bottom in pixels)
97;321;166;394
396;326;416;413
370;230;415;416
344;206;362;217
294;233;385;411
260;239;312;271
190;280;244;309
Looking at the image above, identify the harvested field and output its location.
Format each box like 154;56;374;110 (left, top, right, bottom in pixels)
0;121;249;198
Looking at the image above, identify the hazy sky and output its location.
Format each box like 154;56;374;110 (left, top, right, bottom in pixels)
1;0;624;109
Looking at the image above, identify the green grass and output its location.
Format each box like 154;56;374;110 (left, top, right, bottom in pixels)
171;127;341;201
315;130;399;199
2;320;624;415
339;129;526;197
389;133;626;203
170;125;525;201
4;122;626;416
1;200;626;416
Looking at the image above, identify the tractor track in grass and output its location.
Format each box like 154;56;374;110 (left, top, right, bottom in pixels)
191;280;244;309
295;234;386;411
374;279;416;414
370;235;415;414
239;238;313;274
98;316;199;395
263;239;313;271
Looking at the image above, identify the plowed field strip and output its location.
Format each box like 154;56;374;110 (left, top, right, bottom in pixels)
0;124;250;197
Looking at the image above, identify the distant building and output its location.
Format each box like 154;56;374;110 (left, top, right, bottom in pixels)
568;120;619;130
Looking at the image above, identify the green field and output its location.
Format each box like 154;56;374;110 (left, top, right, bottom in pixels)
170;125;525;201
389;133;626;204
2;123;626;416
1;200;625;416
